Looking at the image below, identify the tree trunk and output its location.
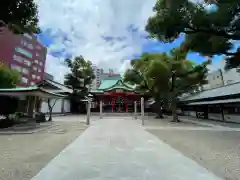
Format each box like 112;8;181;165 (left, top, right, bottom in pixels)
154;99;164;119
47;99;57;122
171;96;180;122
170;72;180;122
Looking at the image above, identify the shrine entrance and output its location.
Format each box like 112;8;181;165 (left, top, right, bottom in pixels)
89;76;144;114
101;91;139;113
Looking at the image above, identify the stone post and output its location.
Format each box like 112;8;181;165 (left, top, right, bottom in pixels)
86;98;91;125
134;101;137;119
100;100;103;119
141;97;144;125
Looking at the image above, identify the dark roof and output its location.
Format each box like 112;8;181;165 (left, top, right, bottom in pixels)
181;82;240;101
38;79;73;93
0;86;66;98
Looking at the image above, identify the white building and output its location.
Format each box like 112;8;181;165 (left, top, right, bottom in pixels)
91;65;103;89
202;68;240;90
39;79;72;114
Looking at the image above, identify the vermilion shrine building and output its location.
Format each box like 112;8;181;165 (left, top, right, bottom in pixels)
90;76;149;113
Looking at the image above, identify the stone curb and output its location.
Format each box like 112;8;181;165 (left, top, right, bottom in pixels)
0;123;58;135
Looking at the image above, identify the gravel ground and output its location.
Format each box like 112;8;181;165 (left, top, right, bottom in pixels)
143;117;210;127
147;129;240;180
0;121;87;180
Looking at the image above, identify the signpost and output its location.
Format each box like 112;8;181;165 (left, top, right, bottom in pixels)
141;97;144;125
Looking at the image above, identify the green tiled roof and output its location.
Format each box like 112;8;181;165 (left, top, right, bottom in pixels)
91;76;136;94
98;79;119;90
0;86;39;92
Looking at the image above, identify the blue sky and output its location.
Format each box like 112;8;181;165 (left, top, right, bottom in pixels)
36;0;222;82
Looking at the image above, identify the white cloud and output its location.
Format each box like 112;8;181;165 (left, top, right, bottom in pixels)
36;0;156;82
44;54;69;83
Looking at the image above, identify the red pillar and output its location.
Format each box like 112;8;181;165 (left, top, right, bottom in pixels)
111;97;115;112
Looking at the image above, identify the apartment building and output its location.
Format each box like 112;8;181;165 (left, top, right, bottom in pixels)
91;65;104;89
0;26;47;87
202;68;240;90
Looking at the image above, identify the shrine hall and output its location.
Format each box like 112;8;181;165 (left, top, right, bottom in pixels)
90;76;148;113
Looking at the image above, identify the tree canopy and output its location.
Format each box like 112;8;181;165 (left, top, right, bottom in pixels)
64;56;95;95
146;0;240;70
1;0;40;34
123;48;209;120
0;63;20;88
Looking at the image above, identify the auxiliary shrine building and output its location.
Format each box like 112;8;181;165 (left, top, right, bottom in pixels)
90;75;149;113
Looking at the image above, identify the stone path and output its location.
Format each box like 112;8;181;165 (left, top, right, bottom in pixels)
31;118;222;180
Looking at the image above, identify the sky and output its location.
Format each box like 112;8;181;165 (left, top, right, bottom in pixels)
35;0;223;83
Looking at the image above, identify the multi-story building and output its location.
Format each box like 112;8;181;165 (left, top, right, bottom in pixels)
202;69;224;90
91;65;103;89
0;25;47;87
201;68;240;91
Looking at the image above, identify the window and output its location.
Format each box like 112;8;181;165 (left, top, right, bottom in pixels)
30;82;35;86
33;66;37;71
23;59;31;66
13;54;22;63
37;76;41;80
34;60;38;64
28;44;33;50
13;54;31;66
36;53;39;57
23;33;32;39
21;77;28;84
22;68;29;75
39;62;43;66
11;64;22;72
21;40;33;50
37;68;42;73
15;47;32;58
36;45;42;50
32;74;36;79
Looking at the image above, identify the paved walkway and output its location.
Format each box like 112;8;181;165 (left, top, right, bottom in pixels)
31;118;222;180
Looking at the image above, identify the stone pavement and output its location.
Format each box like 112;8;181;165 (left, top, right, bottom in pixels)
31;118;222;180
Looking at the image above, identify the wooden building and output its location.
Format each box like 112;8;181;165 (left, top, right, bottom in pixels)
90;76;149;113
180;82;240;123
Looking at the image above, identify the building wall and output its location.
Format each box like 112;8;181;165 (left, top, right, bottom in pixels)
91;65;103;89
0;26;47;87
41;99;70;113
202;68;240;91
222;69;240;85
202;69;224;90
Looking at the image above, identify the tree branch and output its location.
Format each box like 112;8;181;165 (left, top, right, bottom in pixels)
184;26;240;40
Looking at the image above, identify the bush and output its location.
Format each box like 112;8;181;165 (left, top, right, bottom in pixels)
0;116;15;128
0;96;19;115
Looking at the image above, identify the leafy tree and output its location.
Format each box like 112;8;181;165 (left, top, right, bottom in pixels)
145;0;240;70
0;63;20;88
64;56;95;113
124;49;209;121
1;0;40;34
64;56;95;94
